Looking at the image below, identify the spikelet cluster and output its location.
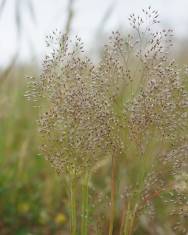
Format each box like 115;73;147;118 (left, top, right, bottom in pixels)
26;32;120;177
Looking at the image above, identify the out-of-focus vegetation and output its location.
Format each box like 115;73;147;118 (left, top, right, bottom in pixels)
0;1;188;235
0;67;69;234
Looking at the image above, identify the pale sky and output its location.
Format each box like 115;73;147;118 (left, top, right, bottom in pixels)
0;0;188;66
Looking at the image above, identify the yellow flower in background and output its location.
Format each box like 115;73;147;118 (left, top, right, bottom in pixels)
54;213;66;225
17;202;30;214
39;210;49;224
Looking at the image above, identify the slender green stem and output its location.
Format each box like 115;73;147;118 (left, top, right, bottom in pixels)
119;202;127;235
128;214;136;235
123;201;136;235
123;156;148;235
109;155;116;235
81;172;89;235
70;177;77;235
123;201;130;235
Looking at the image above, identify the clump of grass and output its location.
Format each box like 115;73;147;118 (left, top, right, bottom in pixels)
26;7;188;235
26;32;120;234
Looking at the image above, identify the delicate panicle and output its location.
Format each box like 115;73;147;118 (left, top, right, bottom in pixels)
27;30;121;177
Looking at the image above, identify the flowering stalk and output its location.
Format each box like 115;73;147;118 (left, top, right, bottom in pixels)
120;202;127;235
109;155;117;235
123;201;136;235
70;177;77;235
127;211;136;235
123;201;130;235
81;172;89;235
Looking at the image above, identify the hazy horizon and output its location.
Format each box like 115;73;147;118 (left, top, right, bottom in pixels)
1;0;188;66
